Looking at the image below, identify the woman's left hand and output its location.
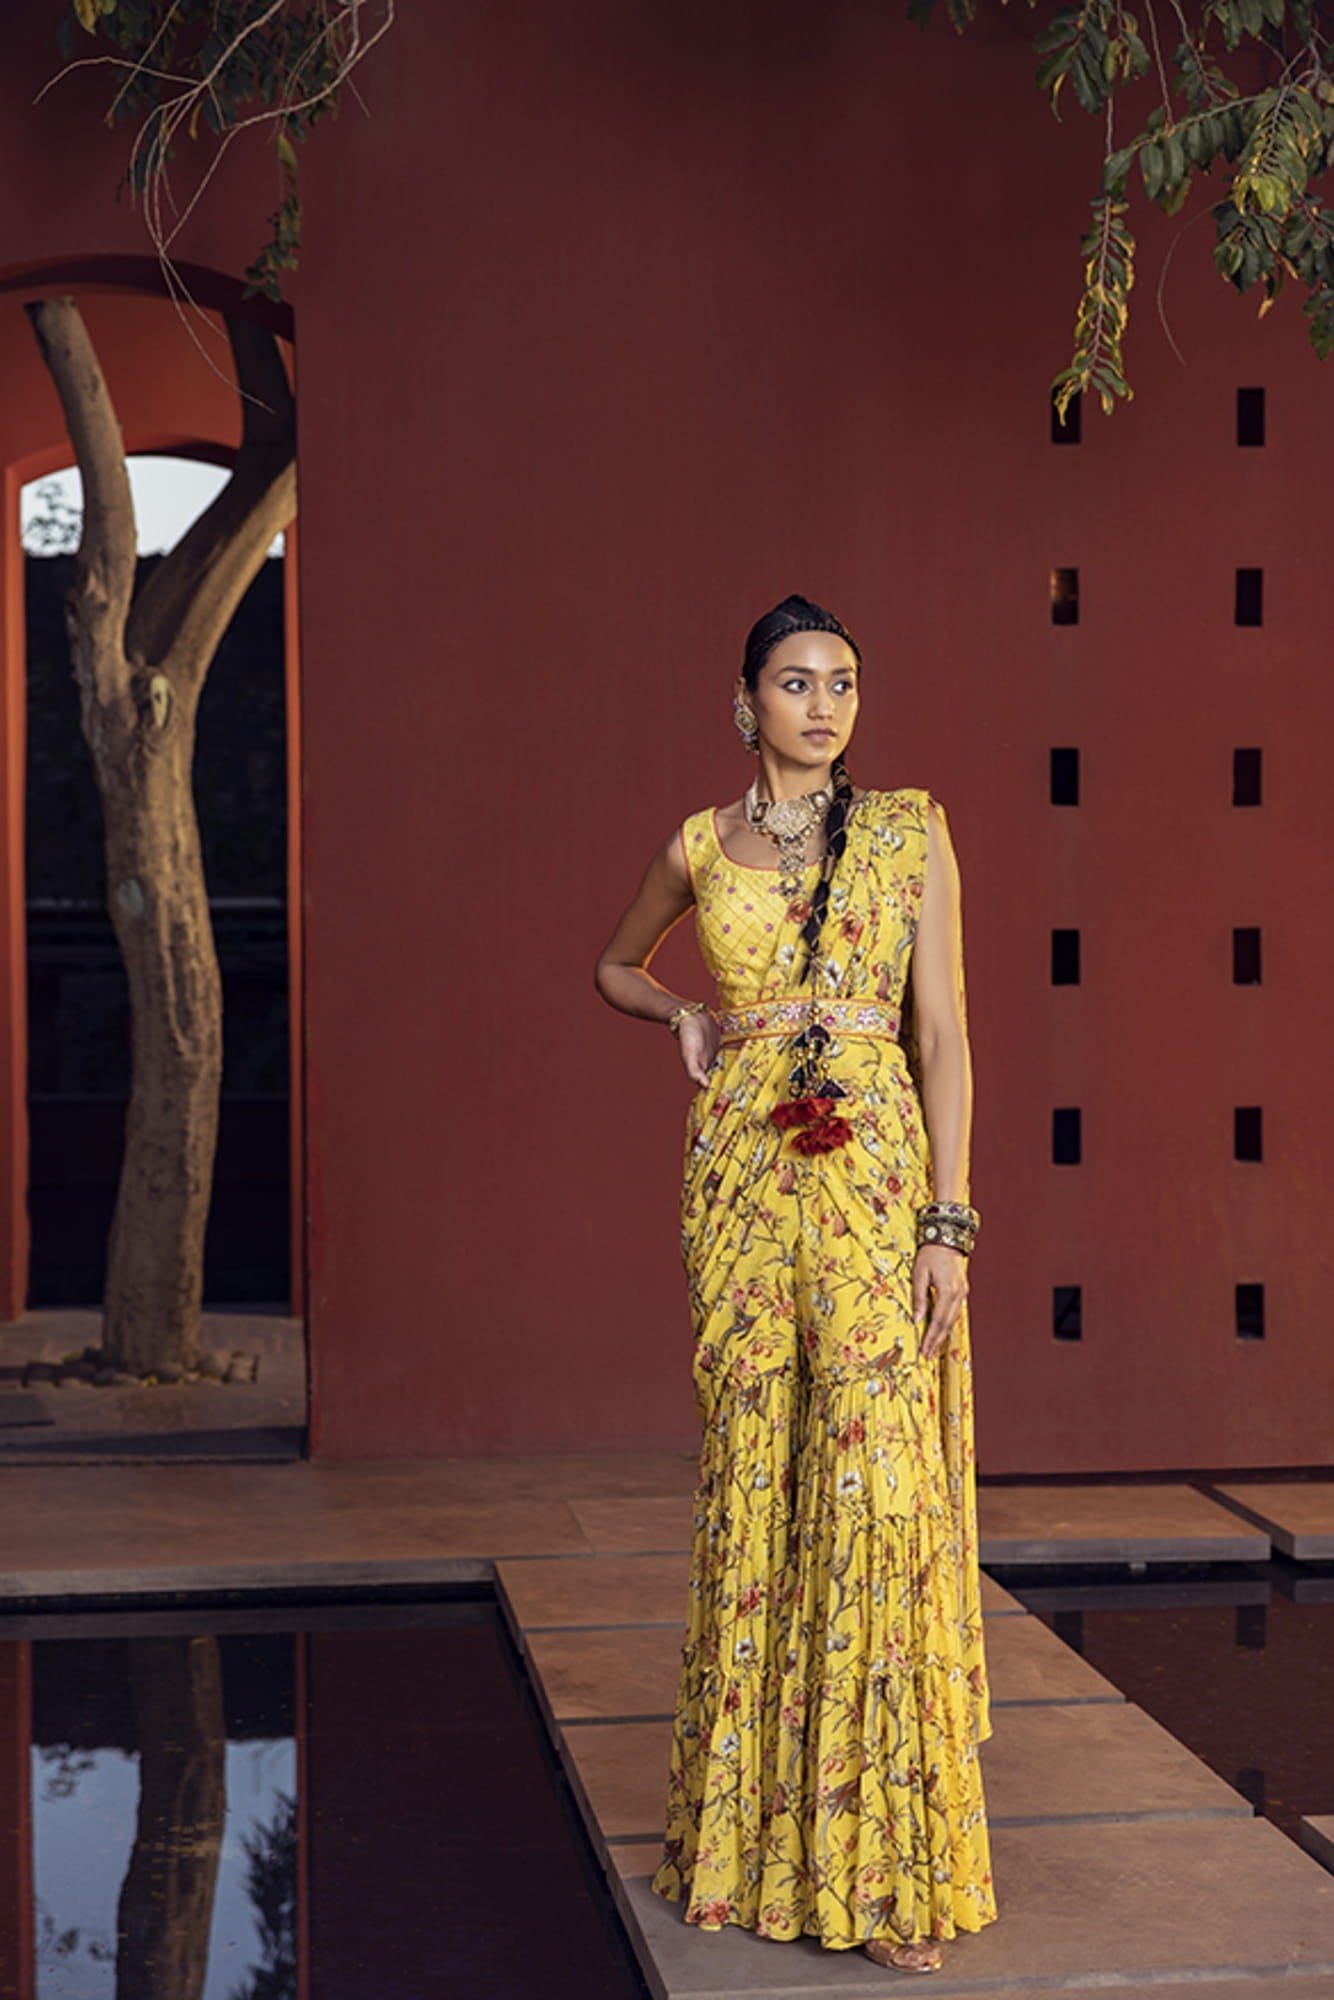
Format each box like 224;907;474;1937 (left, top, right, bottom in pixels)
913;1243;969;1361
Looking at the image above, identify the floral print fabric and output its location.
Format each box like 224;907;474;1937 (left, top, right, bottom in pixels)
650;788;998;1950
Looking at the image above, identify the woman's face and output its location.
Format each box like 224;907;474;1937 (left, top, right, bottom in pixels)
741;630;860;769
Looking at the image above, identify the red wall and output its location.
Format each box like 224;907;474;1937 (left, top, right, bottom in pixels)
3;3;1333;1469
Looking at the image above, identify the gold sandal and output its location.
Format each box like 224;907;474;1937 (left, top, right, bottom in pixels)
864;1937;944;1974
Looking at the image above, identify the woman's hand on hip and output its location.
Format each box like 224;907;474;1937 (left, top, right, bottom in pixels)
913;1243;969;1360
678;1009;721;1086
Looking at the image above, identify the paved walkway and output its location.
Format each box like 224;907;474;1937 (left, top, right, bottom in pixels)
1;1454;1332;1994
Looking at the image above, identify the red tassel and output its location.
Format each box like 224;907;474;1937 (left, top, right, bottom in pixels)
770;1096;836;1130
790;1115;853;1155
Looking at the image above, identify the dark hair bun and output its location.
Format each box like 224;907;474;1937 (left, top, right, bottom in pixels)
741;593;862;695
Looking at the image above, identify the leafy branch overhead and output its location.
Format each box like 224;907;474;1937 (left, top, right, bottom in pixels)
54;1;395;307
912;0;1334;415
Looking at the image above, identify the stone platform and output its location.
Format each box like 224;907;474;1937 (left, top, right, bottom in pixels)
1209;1482;1334;1560
0;1452;1329;1996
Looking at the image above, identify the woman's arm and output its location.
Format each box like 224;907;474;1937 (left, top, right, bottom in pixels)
908;796;974;1359
909;796;972;1205
594;825;721;1085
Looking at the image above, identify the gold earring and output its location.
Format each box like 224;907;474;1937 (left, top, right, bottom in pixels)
733;693;758;752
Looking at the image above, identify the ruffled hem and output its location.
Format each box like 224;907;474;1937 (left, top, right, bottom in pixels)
655;1363;995;1949
649;1870;999;1950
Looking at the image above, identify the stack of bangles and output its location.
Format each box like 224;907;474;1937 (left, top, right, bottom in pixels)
917;1199;981;1256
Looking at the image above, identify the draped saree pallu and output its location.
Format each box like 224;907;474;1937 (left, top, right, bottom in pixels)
650;786;998;1952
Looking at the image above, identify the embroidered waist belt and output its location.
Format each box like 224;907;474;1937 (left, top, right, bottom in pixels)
716;997;903;1045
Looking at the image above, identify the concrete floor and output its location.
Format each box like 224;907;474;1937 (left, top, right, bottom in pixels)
2;1452;1332;1993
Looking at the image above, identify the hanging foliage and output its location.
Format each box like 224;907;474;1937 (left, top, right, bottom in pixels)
912;0;1334;414
50;1;395;304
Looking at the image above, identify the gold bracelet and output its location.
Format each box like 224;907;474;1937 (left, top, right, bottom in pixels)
667;1001;709;1037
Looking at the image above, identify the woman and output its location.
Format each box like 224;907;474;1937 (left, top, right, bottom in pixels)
593;593;997;1975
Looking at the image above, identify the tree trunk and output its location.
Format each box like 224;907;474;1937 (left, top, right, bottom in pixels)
24;296;296;1374
117;1635;227;2000
101;678;223;1375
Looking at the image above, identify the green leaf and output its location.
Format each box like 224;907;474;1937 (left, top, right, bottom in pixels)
1034;48;1071;95
1141;140;1165;197
1070;58;1103;113
1033;13;1078;53
1102;143;1137;190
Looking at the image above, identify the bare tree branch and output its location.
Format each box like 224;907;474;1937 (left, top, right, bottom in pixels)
127;315;296;682
22;296;137;712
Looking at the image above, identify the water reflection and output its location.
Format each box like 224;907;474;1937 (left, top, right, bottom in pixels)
1004;1558;1334;1841
32;1632;294;2000
2;1598;650;2000
118;1637;226;1997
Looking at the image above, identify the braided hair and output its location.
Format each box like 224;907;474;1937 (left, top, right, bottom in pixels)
741;593;862;985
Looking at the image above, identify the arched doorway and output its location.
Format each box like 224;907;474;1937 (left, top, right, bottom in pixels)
0;267;306;1460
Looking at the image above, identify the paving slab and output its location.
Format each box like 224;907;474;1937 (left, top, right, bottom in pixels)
529;1625;685;1719
0;1464;612;1587
0;1490;596;1597
562;1700;1247;1842
571;1495;695;1553
979;1571;1022;1614
978;1483;1269;1563
977;1700;1248;1824
498;1551;694;1630
0;1556;495;1599
611;1849;1334;2000
612;1815;1334;1996
530;1611;1118;1724
979;1614;1122;1706
1210;1481;1334;1559
420;1451;700;1504
1302;1815;1334;1872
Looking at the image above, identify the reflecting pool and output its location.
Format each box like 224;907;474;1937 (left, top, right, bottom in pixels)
0;1593;650;2000
998;1556;1334;1841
